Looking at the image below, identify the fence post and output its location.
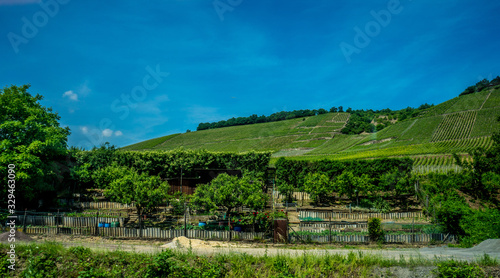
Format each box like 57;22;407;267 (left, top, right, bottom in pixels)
23;208;27;232
95;209;99;236
329;210;332;244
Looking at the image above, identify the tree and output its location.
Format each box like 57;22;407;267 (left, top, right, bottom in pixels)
335;171;372;206
380;169;415;209
191;173;267;215
317;108;327;115
330;107;338;113
105;166;169;237
0;85;70;208
303;172;334;205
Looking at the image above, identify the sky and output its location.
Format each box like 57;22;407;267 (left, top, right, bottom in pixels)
1;0;500;149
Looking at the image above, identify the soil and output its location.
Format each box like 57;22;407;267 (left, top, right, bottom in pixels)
0;231;34;243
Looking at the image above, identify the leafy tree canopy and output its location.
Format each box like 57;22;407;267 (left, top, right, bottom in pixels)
191;173;267;215
0;84;70;208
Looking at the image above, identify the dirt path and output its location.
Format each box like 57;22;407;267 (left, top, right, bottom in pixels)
33;235;500;262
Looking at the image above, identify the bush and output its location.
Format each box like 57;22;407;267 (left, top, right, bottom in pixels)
434;260;485;278
368;218;385;243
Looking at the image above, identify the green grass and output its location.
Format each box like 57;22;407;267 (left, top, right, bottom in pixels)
471;108;500;137
482;87;500;109
445;90;490;113
121;133;180;150
399;116;442;143
2;242;498;278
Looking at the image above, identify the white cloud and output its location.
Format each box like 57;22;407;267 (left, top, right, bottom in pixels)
102;129;113;137
63;90;78;101
114;130;123;136
80;126;89;134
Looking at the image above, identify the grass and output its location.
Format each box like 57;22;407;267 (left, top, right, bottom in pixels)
445;90;490;113
1;242;498;277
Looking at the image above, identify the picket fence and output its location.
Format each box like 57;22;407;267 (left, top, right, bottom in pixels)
73;202;134;209
290;233;454;244
24;227;264;241
16;215;125;228
299;222;367;230
299;211;424;221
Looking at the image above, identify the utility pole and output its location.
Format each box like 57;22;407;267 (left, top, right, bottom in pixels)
180;167;183;194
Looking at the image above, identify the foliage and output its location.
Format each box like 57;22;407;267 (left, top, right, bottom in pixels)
368;218;385;243
334;171;372;205
105;167;169;216
191;173;268;215
197;108;326;131
275;157;413;201
73;148;271;178
1;242;498;277
169;192;189;216
434;260;485;278
459;76;500;96
304;172;334;205
340;105;432;135
380;169;415;209
0;85;71;209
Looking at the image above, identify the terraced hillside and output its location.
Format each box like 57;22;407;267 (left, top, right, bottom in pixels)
123;86;500;165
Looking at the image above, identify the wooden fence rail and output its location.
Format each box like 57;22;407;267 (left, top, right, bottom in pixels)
290;233;454;244
16;216;125;228
299;211;425;221
23;227;264;241
73;202;134;209
20;227;452;243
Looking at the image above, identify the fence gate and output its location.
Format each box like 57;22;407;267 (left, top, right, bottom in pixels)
274;218;288;243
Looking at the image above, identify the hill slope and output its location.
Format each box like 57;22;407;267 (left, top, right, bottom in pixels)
123;86;500;164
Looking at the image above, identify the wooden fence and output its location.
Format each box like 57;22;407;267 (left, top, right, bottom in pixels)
23;227;264;241
73;202;134;209
299;211;424;221
16;215;125;228
299;222;367;231
290;233;454;244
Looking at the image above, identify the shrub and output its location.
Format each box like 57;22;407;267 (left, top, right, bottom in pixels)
368;218;385;243
434;260;485;278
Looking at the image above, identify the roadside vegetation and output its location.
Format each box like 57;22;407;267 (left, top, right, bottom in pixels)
0;242;498;278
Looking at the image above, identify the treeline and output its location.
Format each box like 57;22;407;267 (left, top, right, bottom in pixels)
71;146;272;191
197;103;434;133
340;104;433;135
197;108;329;131
460;76;500;96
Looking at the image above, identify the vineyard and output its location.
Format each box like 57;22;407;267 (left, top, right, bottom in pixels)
126;87;500;167
431;111;477;142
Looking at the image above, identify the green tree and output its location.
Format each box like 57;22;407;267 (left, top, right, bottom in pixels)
105;167;169;236
380;169;415;210
191;173;267;215
335;171;372;206
303;172;334;205
0;85;70;208
368;218;385;242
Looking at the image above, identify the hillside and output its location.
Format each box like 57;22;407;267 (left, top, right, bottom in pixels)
123;86;500;166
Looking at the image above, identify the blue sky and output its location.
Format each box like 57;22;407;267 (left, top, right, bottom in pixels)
1;0;500;149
